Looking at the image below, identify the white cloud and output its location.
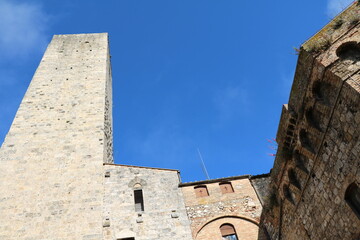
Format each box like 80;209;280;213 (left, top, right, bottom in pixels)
0;0;49;58
327;0;354;18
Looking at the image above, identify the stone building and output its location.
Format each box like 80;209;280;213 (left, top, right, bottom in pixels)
0;33;112;240
260;2;360;240
1;2;360;240
102;163;193;240
0;32;265;239
180;175;268;240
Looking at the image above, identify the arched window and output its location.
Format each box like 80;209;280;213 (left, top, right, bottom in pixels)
134;189;144;212
220;224;238;240
345;182;360;219
219;182;234;194
194;185;209;197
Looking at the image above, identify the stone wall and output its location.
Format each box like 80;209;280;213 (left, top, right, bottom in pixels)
261;3;360;239
250;174;271;205
0;33;111;240
103;164;193;240
181;176;262;240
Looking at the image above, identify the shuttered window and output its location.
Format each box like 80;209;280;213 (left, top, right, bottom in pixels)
220;224;238;240
134;189;144;212
194;185;209;197
219;182;234;194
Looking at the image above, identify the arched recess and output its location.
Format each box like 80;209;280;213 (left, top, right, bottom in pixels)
336;41;360;62
194;215;259;240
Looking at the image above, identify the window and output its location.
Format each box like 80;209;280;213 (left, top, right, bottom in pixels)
345;182;360;219
194;185;209;197
134;189;144;212
219;182;234;194
220;224;238;240
118;238;135;240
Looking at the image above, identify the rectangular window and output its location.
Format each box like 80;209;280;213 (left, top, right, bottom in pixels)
220;182;234;194
194;185;209;197
134;189;144;212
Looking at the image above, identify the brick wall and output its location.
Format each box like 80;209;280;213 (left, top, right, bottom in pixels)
181;177;262;240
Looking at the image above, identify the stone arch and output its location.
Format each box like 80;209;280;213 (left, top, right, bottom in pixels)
194;215;259;239
312;81;336;105
336;41;360;62
128;177;147;188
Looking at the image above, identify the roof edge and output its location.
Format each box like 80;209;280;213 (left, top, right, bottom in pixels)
103;163;179;172
179;175;251;187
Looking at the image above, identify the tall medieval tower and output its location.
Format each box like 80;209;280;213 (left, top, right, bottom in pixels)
0;33;113;239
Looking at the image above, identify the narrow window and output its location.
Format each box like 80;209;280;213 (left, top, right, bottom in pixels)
118;238;135;240
134;189;144;212
345;182;360;219
220;224;238;240
219;182;234;194
194;185;209;197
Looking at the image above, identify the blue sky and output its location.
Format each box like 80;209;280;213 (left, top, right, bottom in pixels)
0;0;354;182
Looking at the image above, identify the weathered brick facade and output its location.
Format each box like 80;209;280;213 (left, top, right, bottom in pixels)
261;3;360;240
2;3;360;239
180;176;265;240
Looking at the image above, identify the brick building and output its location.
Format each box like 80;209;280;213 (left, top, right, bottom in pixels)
260;2;360;240
0;33;266;240
1;2;360;240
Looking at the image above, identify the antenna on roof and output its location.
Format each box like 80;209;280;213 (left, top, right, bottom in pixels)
197;148;210;180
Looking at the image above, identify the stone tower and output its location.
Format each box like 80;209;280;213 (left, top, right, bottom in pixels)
0;33;112;239
260;3;360;239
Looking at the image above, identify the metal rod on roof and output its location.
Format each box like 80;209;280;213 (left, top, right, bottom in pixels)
197;148;210;180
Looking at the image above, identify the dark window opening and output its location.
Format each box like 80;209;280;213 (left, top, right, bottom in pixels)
312;81;335;105
305;107;322;131
219;182;234;194
293;150;309;173
336;41;360;62
194;185;209;197
345;182;360;220
283;184;294;204
288;169;301;189
118;238;135;240
134;189;144;212
299;129;314;153
220;224;238;240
